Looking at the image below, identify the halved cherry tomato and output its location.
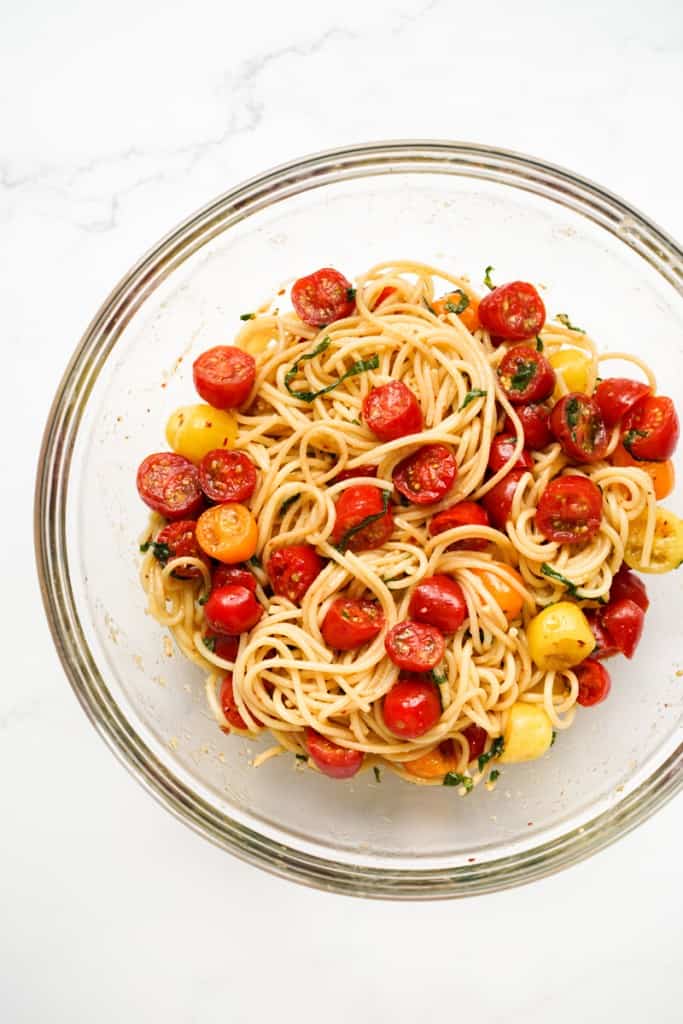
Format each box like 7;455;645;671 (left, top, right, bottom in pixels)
428;501;490;551
610;565;649;612
535;475;603;544
205;632;240;662
622;395;680;461
305;728;364;779
488;435;533;474
268;544;324;603
196;503;258;563
498;345;555;404
333;464;378;484
199;449;258;503
220;673;261;731
383;675;441;739
362;381;423;441
550;393;609;463
193;346;256;409
611;442;675;500
212;564;257;593
595;378;652;427
136;452;204;520
204;584;263;635
321;598;384;650
331;485;394;552
432;290;480;332
373;286;396;309
482;469;527;531
155;520;210;579
462;723;488;762
503;402;553;450
600;597;644;659
575;659;611;707
478;281;546;340
624;506;683;574
469;564;525;621
291;268;356;327
385;621;445;672
392;443;457;505
585;613;620;661
404;739;459;779
408;575;467;634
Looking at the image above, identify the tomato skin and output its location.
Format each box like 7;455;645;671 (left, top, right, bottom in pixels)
550;393;609;463
373;286;396;309
462;723;488;762
267;545;324;603
196;503;258;563
428;501;490;551
503;402;553;450
535;475;603;544
585;613;620;661
220;673;261;731
610;565;649;613
321;598;385;650
331;485;394;552
362;381;423;441
488;435;533;474
392;443;458;505
471;564;525;621
305;728;364;779
205;632;240;662
600;597;645;659
478;281;546;340
137;452;204;520
595;378;652;427
498;346;556;404
384;621;445;672
383;676;441;739
482;469;526;531
333;464;378;484
576;659;611;707
408;575;467;634
432;291;480;332
204;584;263;635
212;564;257;593
198;449;258;503
622;395;680;461
611;443;675;500
193;346;256;409
291;268;356;327
155;520;210;579
404;739;459;779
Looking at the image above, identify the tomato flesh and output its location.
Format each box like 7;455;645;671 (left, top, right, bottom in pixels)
331;485;394;552
462;723;488;762
595;378;652;427
220;673;260;731
193;346;256;409
622;395;680;461
155;520;210;578
392;443;457;505
333;464;378;484
498;345;555;404
428;501;490;551
585;613;620;661
550;392;609;463
503;402;553;450
575;659;611;706
482;469;526;531
600;597;645;659
137;452;204;520
478;281;546;340
291;268;356;326
362;381;423;441
204;584;263;635
488;435;533;473
610;565;649;612
383;676;441;739
535;475;603;544
212;564;257;593
408;575;467;634
321;598;384;650
205;632;240;662
384;621;445;671
305;728;364;779
199;449;258;503
267;545;324;603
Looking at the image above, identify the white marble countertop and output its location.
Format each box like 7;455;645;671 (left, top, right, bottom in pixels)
4;1;683;1020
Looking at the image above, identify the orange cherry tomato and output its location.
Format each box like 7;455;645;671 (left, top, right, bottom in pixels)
469;563;525;621
611;442;675;500
404;739;459;779
432;290;480;332
196;503;258;564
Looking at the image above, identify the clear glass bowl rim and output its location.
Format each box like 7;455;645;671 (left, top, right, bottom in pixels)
34;140;683;900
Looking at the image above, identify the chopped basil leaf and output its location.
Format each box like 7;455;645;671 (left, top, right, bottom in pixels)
350;417;361;426
373;766;382;783
279;493;300;515
477;736;504;772
483;265;495;290
334;489;391;553
556;313;584;333
198;593;209;606
397;491;411;507
444;772;464;787
249;554;262;569
140;540;171;565
623;429;648;455
346;287;357;302
551;730;557;747
508;361;537;392
536;335;544;352
240;312;255;321
445;290;470;315
284;337;378;403
296;753;308;762
565;396;581;429
460;388;487;410
430;669;446;685
541;562;592;600
203;636;217;652
489;769;501;783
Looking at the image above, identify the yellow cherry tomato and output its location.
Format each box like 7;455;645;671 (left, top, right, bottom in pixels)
237;322;279;357
499;703;553;764
624;506;683;574
549;349;593;397
470;563;525;621
196;503;258;564
165;404;237;464
526;600;595;671
404;740;460;779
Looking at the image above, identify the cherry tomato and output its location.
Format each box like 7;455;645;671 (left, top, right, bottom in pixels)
291;268;356;326
470;564;525;621
196;503;258;563
535;475;603;544
550;393;609;463
331;485;394;552
432;291;481;332
392;443;457;505
212;564;257;593
622;395;680;461
611;443;675;500
384;621;445;672
595;378;652;427
205;632;240;662
585;613;620;661
408;575;467;634
362;381;423;441
220;673;261;731
478;281;546;340
198;449;258;504
192;346;256;409
600;597;645;659
268;545;324;603
136;452;204;520
404;739;459;779
373;286;396;309
488;435;533;474
428;501;491;551
204;584;263;635
498;345;555;404
154;520;210;579
333;464;378;484
575;659;611;707
305;728;364;779
503;402;553;450
482;469;526;531
610;565;649;613
382;676;441;739
321;598;385;650
462;723;488;762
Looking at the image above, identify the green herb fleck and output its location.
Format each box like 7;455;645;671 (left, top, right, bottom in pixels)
536;335;544;352
430;670;446;685
140;540;171;565
489;769;501;783
541;562;594;600
346;287;357;302
373;766;382;783
556;313;584;333
443;771;473;792
296;753;308;762
284;337;378;403
551;731;557;747
483;265;496;290
240;312;255;321
460;388;487;410
198;593;209;606
203;636;217;653
334;489;391;553
478;736;505;772
445;290;470;315
565;396;581;429
249;554;262;569
508;360;538;392
279;493;300;515
350;417;361;426
623;429;648;456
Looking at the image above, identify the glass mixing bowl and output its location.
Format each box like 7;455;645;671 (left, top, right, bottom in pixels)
35;142;683;898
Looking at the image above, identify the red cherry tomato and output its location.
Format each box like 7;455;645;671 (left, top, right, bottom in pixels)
488;435;533;474
373;286;396;309
610;565;649;613
321;598;385;650
220;673;261;731
392;444;457;505
205;632;240;662
382;676;441;739
199;449;258;503
594;378;652;427
192;346;256;409
384;621;445;672
535;475;603;544
154;520;210;579
576;659;611;707
212;564;257;593
267;544;324;603
503;402;553;450
600;597;645;659
462;723;488;762
331;485;394;552
408;575;467;634
478;281;546;340
550;393;609;463
428;501;490;551
585;613;620;661
136;452;204;521
498;345;555;404
362;381;423;441
291;268;356;327
622;395;680;461
333;464;378;484
204;584;263;635
305;728;364;779
482;469;526;531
